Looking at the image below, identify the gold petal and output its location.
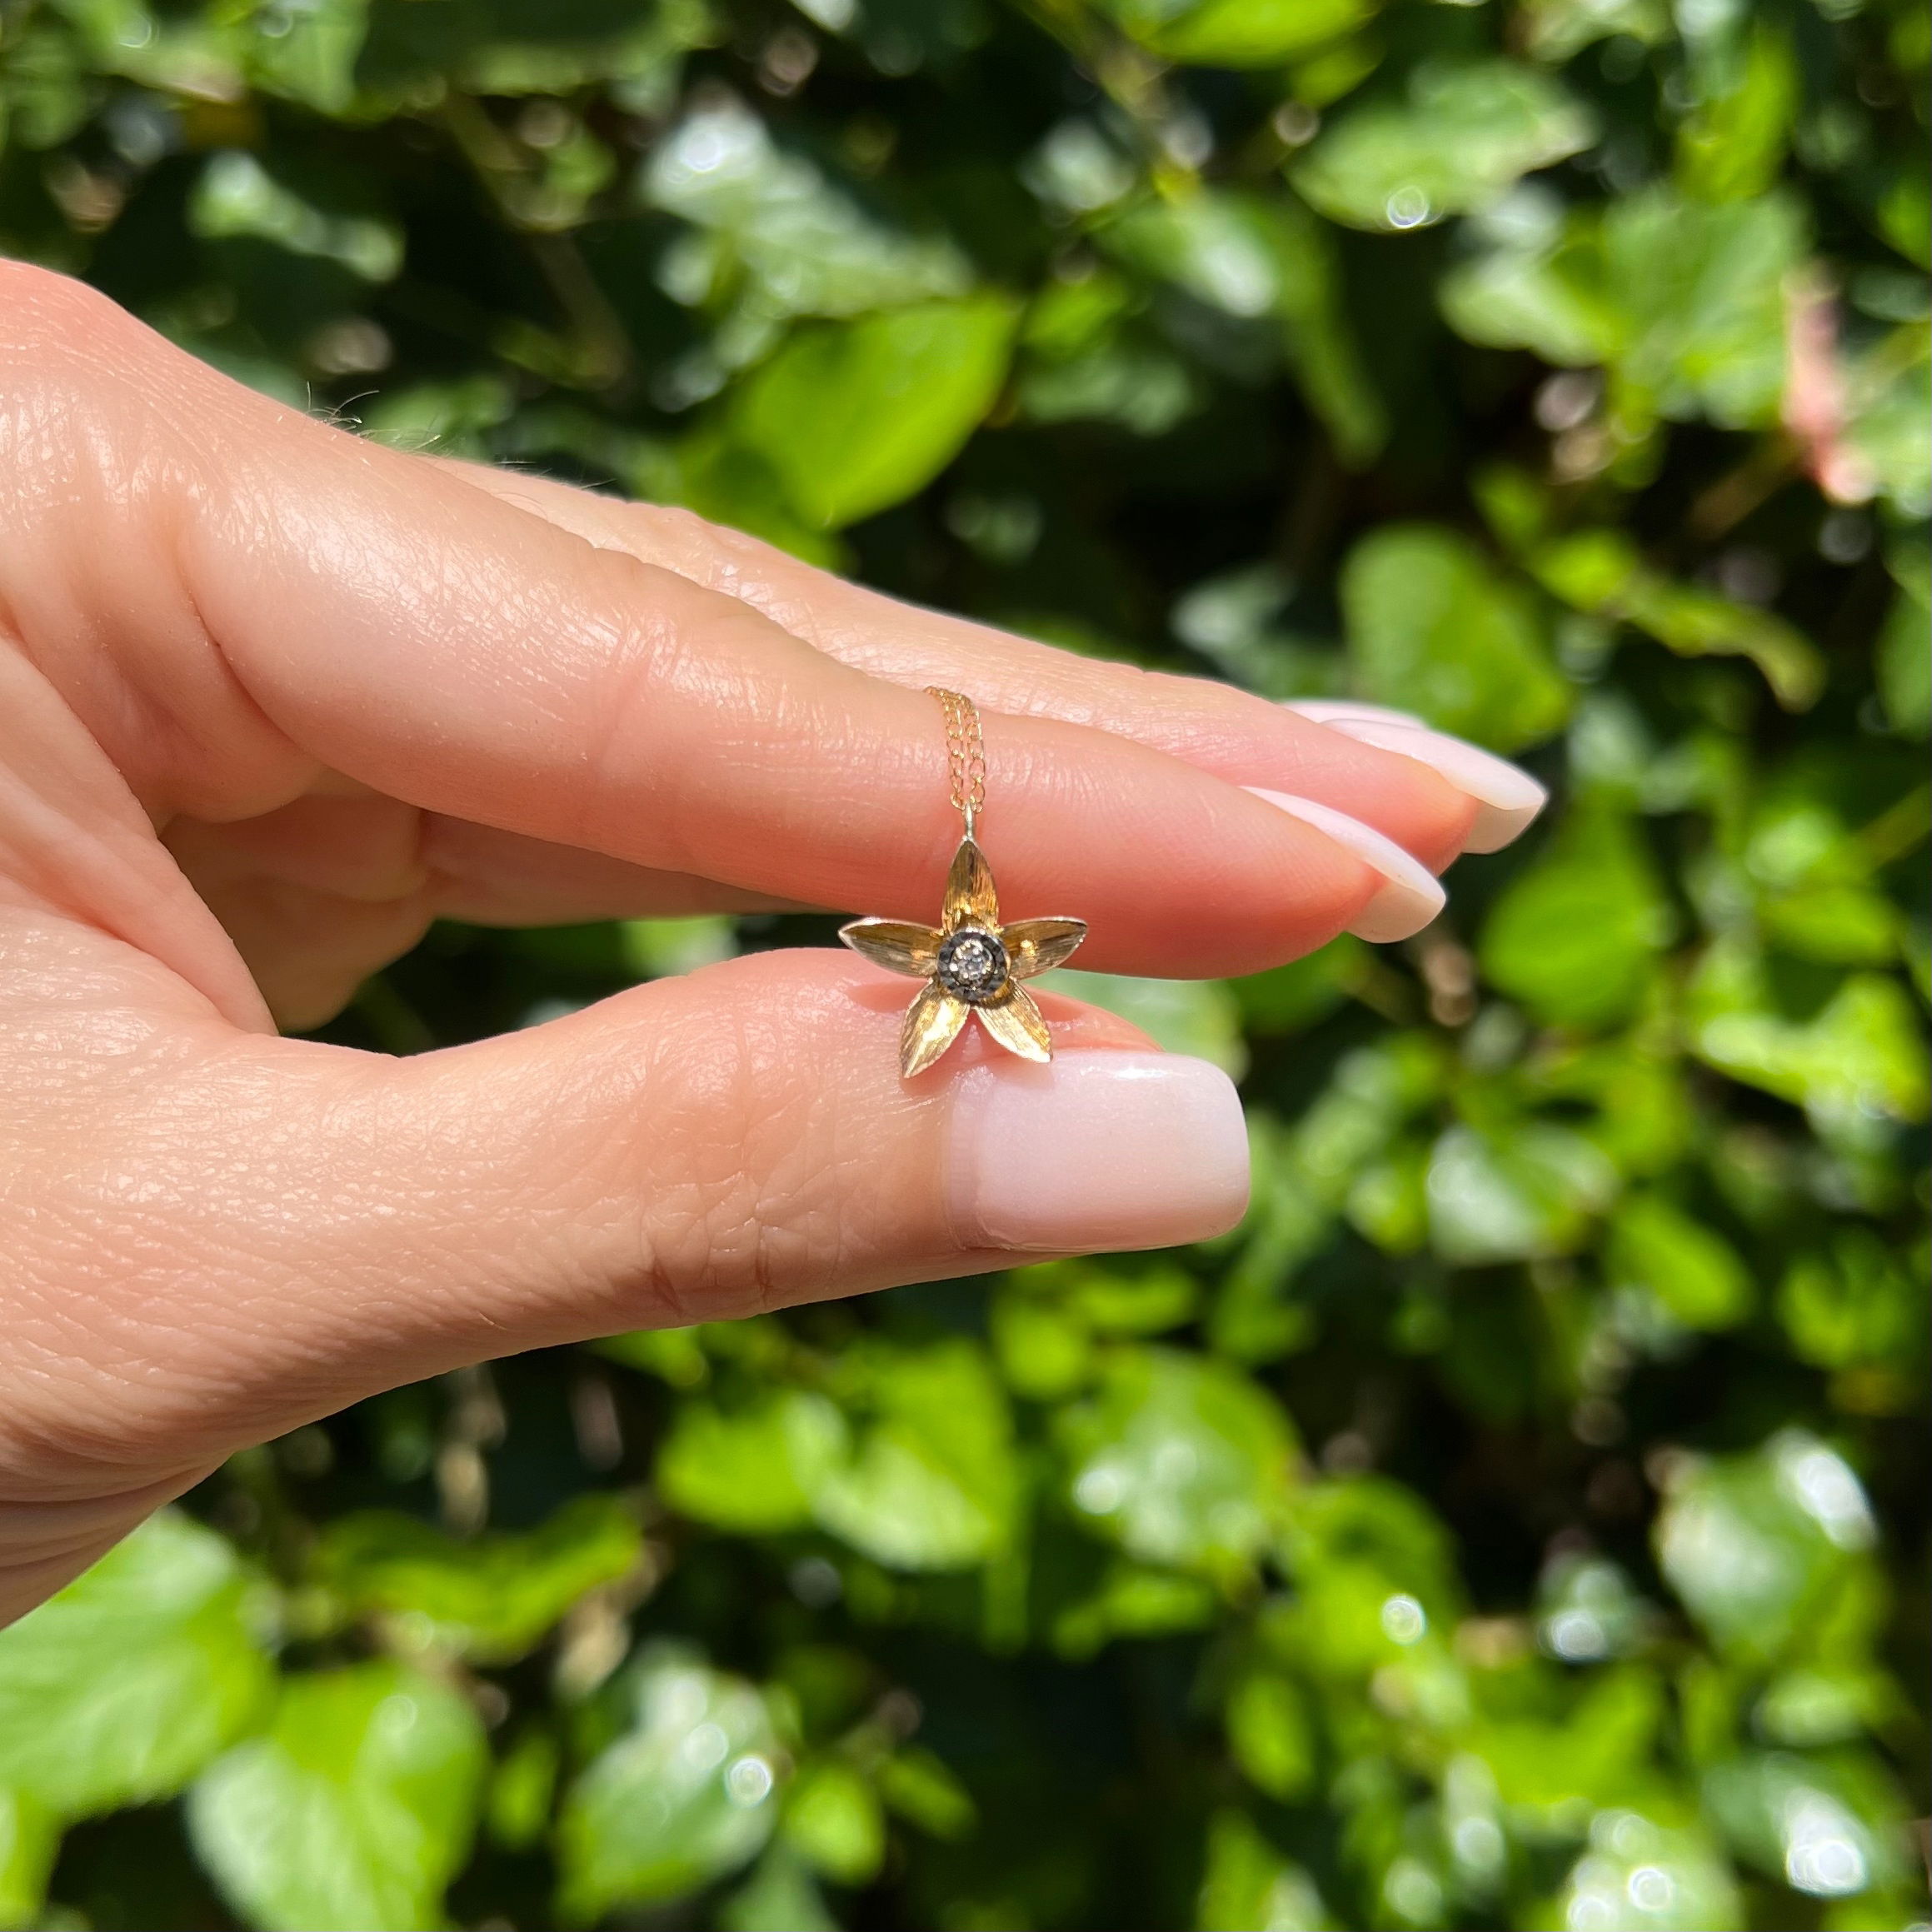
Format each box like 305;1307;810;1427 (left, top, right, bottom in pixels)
941;837;1001;934
976;983;1052;1062
901;981;969;1077
1002;917;1088;981
839;918;943;978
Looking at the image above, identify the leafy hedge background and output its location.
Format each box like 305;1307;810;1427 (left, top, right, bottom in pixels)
1;0;1928;1926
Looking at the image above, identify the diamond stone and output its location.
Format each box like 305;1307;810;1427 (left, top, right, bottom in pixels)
936;927;1009;1004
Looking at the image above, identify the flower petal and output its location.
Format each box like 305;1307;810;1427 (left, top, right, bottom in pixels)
840;918;943;978
976;983;1051;1062
1002;917;1087;980
941;837;1000;934
901;981;970;1077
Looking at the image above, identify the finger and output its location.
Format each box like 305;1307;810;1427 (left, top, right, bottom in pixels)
11;947;1246;1529
166;799;810;1026
445;462;1542;866
2;268;1437;982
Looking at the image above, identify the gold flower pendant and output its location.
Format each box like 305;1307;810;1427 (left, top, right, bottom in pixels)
840;689;1087;1078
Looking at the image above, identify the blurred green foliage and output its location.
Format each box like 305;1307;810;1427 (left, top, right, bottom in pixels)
1;0;1928;1925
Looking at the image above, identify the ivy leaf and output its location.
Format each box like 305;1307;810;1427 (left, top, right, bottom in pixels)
1425;1123;1619;1266
1060;1348;1297;1575
0;1788;57;1929
1687;944;1931;1129
0;1512;272;1819
1480;806;1674;1029
1196;1808;1332;1932
1341;524;1570;752
312;1495;642;1663
1608;1194;1754;1330
1655;1432;1875;1663
557;1647;782;1918
733;297;1019;528
811;1340;1020;1570
1293;60;1594;232
781;1758;886;1885
656;1390;848;1535
1103;0;1371;67
187;1662;487;1932
1550;1811;1741;1931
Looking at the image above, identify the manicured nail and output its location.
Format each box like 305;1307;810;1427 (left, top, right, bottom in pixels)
951;1051;1250;1252
1246;788;1445;943
1310;719;1548;853
1286;699;1427;729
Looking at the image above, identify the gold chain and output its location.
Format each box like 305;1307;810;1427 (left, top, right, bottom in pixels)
927;686;986;839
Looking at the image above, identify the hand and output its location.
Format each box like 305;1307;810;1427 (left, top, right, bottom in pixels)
0;262;1545;1623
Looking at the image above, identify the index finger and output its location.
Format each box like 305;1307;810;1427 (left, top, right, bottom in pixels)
4;265;1426;978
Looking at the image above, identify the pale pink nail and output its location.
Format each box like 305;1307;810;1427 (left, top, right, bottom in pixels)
1246;787;1445;943
1286;699;1427;729
951;1051;1249;1252
1310;718;1548;853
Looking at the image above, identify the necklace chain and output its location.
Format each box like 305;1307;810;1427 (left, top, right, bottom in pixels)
927;686;986;838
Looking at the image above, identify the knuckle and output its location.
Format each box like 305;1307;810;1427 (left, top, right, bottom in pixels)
622;963;856;1317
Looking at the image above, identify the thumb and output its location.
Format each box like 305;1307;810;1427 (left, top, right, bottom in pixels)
21;950;1249;1483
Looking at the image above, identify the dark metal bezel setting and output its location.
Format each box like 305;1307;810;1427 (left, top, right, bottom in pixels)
936;927;1010;1005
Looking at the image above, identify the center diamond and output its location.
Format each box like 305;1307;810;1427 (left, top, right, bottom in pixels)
936;927;1010;1005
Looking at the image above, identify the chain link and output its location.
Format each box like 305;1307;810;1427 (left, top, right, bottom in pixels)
926;686;986;837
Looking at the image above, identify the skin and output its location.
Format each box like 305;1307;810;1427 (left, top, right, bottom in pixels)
0;261;1487;1625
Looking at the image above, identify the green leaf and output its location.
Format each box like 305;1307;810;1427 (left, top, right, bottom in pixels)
1776;1231;1922;1374
1051;1560;1221;1660
1548;1811;1741;1931
1104;0;1371;67
1102;190;1385;462
718;1844;841;1932
312;1495;642;1662
991;1287;1095;1400
1607;1194;1754;1330
187;1662;487;1932
1655;1432;1875;1663
1704;1752;1907;1899
1425;1122;1619;1266
557;1647;782;1918
1844;324;1932;522
1196;1808;1332;1932
1292;60;1595;232
1061;1348;1296;1574
1277;1476;1462;1673
1445;187;1808;440
0;1787;57;1930
876;1748;976;1840
1519;0;1670;63
811;1341;1019;1570
781;1758;886;1885
1473;1669;1665;1821
1675;24;1798;204
1528;528;1825;709
1341;524;1570;752
1603;187;1807;432
1875;557;1932;736
1687;947;1930;1129
0;1512;272;1818
188;152;402;281
1480;806;1673;1029
644;95;971;320
1226;1671;1315;1803
732;297;1019;527
657;1390;847;1535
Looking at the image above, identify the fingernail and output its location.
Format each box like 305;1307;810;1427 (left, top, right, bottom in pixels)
1286;699;1427;729
1310;719;1548;853
951;1051;1250;1252
1246;787;1445;943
